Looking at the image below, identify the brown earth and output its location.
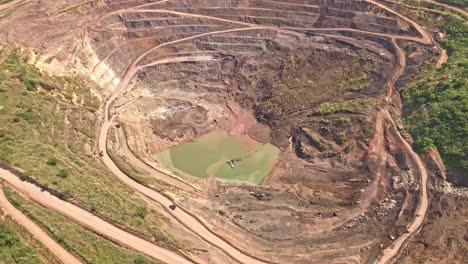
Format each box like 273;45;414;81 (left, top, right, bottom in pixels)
0;0;466;263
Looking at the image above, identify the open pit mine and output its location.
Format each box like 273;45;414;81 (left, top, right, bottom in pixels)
0;0;466;264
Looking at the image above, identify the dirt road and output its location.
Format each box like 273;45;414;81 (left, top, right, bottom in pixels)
373;13;430;262
0;187;82;264
375;110;429;264
0;168;193;264
367;0;432;44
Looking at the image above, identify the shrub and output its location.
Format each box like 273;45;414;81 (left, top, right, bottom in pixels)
56;169;70;179
46;158;58;166
133;256;151;264
135;207;148;219
23;79;36;91
335;132;348;145
344;142;355;153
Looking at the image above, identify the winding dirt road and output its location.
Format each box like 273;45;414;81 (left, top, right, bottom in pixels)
373;39;429;263
376;110;429;264
0;186;82;264
0;168;192;264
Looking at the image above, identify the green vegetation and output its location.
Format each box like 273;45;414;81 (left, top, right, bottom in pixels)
402;15;467;173
438;0;468;8
344;142;355;153
56;168;70;179
107;148;155;186
298;116;375;153
262;81;307;115
46;157;58;166
332;55;376;92
0;45;181;248
240;70;256;84
305;132;329;152
0;198;62;264
334;132;349;145
4;187;159;264
312;98;378;116
136;207;148;219
0;219;44;264
334;72;370;92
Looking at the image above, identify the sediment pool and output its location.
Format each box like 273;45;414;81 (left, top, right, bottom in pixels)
155;132;280;184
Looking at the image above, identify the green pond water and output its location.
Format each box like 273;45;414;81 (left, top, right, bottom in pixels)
155;132;280;185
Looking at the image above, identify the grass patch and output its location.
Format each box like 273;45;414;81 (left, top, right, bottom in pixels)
0;212;63;264
4;187;159;264
311;98;378;116
0;218;45;264
344;142;355;153
437;0;468;8
46;157;58;166
334;72;370;92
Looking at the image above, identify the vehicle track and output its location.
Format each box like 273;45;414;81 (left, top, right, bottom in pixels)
0;168;193;264
0;186;82;264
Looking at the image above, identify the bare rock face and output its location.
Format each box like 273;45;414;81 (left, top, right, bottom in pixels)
0;0;459;263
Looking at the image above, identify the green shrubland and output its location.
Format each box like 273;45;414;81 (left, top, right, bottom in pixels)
0;219;44;264
438;0;468;8
403;16;467;174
